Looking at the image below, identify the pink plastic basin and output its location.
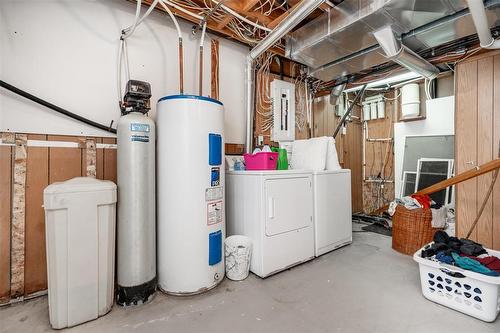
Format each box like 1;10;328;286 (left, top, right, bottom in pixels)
243;152;278;170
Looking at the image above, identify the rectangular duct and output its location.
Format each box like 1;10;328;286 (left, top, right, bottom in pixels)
286;0;500;82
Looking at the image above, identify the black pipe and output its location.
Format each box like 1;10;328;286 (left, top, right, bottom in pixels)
332;84;367;139
0;80;116;134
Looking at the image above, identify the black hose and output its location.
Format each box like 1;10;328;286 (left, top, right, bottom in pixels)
0;80;116;134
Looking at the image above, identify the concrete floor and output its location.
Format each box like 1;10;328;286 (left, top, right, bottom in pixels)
1;232;499;333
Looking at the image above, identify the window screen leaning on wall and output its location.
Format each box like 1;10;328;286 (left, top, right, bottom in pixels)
400;135;454;202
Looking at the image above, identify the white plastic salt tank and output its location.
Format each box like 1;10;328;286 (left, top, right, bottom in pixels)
157;95;225;294
43;177;116;329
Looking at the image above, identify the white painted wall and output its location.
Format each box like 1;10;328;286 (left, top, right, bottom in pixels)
0;0;248;144
394;96;455;198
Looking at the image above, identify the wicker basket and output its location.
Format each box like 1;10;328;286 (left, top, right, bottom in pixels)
392;205;438;255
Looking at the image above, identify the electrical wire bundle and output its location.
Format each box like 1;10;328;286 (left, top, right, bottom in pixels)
166;0;285;47
255;52;275;134
254;0;287;16
293;64;308;132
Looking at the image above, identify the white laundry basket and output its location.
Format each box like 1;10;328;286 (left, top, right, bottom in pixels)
225;236;252;281
413;243;500;322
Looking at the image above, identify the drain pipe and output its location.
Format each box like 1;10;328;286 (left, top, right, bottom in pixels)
245;0;325;153
466;0;500;49
373;26;439;80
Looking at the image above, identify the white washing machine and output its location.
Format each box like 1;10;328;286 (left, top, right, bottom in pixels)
312;169;352;257
226;170;314;278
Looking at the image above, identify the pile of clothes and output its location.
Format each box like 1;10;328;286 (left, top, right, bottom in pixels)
388;194;450;229
422;230;500;277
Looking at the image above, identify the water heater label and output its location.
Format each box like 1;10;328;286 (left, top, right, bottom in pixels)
130;135;149;143
207;201;223;225
130;123;150;132
205;186;223;201
211;167;220;186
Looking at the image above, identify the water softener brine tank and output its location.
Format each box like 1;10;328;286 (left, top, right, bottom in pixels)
157;95;225;295
117;80;156;306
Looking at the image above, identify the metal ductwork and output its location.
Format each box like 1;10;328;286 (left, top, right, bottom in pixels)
373;26;439;79
329;82;346;105
286;0;500;82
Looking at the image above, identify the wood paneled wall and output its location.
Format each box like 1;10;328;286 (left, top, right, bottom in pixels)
0;133;117;303
362;93;395;214
455;50;500;250
312;93;396;213
312;96;363;213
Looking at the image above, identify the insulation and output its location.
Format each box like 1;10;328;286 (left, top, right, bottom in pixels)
85;139;97;178
11;134;27;298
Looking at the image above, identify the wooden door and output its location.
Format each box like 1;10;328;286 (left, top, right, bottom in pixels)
455;50;500;250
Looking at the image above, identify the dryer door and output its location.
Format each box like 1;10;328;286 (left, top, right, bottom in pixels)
265;177;312;236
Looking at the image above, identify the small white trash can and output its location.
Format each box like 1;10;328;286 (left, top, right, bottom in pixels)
225;236;252;281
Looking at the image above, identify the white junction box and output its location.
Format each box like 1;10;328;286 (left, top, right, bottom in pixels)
226;170;314;278
43;177;117;329
271;79;295;142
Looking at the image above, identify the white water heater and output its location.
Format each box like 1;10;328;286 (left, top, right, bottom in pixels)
157;95;225;295
116;80;156;306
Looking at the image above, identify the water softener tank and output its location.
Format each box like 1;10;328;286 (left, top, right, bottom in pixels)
157;95;225;295
116;80;156;305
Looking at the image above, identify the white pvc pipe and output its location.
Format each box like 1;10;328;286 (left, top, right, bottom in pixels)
200;21;207;47
199;22;207;96
117;39;125;102
123;0;142;39
123;0;160;37
466;0;500;49
159;0;182;38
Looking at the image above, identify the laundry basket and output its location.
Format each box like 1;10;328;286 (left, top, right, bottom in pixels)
414;244;500;322
225;236;252;281
392;206;437;255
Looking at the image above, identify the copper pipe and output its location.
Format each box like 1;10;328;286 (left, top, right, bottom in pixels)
179;38;184;95
199;46;203;96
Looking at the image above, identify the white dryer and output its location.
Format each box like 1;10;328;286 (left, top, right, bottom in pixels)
226;170;314;278
312;169;352;257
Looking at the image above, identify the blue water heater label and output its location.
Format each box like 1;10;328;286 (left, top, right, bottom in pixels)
130;123;150;132
208;230;222;266
208;133;222;166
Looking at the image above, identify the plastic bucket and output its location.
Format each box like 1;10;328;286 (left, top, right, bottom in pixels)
225;235;252;281
243;152;278;170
